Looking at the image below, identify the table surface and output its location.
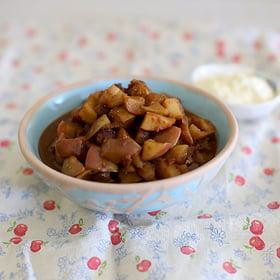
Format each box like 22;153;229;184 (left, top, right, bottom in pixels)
0;19;280;280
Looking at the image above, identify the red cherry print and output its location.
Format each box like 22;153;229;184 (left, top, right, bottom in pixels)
0;139;11;148
5;102;17;109
12;59;21;68
267;53;276;62
223;261;237;274
22;168;33;175
197;213;212;219
182;32;193;41
253;40;262;51
57;51;69;61
14;224;28;237
69;224;82;235
25;28;37;38
180;246;196;255
276;248;280;258
231;53;241;63
234;175;246;186
215;40;225;58
148;210;161;216
30;240;43;252
249;220;264;235
241;146;252;155
136;260;152;272
43;200;56;210
78;36;88;48
125;50;134;61
150;31;160;40
106;32;117;42
249;236;265;250
21;83;31;91
263;168;275;176
111;231;122;245
271;137;280;143
87;256;101;270
267;201;280;209
108;220;119;234
10;237;22;244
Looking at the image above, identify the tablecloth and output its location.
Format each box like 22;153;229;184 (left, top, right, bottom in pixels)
0;19;280;280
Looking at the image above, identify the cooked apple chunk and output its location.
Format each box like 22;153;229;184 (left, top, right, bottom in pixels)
79;102;97;124
101;136;141;164
137;162;156;181
162;98;184;119
180;116;194;145
140;112;176;132
156;160;181;179
62;156;85;177
119;172;142;183
189;124;209;140
124;95;145;115
109;107;135;127
127;79;150;97
143;103;169;116
142;139;172;161
86;114;111;139
85;145;118;172
99;85;124;108
190;113;215;134
154;126;181;147
145;93;165;105
165;144;189;164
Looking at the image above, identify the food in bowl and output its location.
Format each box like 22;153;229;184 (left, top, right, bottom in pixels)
39;79;217;183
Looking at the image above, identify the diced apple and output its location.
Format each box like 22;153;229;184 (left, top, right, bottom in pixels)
109;107;135;127
154;126;181;147
101;137;141;163
137;162;156;181
135;129;152;145
142;139;172;161
165;144;189;164
57;120;82;139
132;152;144;168
99;85;124;108
119;172;142;183
86;114;111;139
55;138;83;158
127;79;150;97
189;124;209;140
190;113;215;133
85;145;118;172
61;156;85;177
162;98;184;119
140;112;176;132
143;103;169;116
180;116;193;145
124;95;145;115
156;159;181;179
79;101;97;124
145;93;165;105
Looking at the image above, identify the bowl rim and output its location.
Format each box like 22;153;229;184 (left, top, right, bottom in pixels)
18;76;238;194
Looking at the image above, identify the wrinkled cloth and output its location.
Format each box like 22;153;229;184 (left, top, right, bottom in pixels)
0;19;280;280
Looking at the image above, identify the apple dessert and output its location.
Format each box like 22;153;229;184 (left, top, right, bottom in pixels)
39;80;217;183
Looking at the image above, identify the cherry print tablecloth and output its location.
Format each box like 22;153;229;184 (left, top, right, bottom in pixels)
0;19;280;280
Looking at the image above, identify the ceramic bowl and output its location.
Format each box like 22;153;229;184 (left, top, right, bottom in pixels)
191;63;280;121
18;78;238;214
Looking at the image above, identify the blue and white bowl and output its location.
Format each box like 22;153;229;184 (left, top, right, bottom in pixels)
18;78;238;214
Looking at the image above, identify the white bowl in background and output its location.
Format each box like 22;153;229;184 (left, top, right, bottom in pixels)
191;63;280;121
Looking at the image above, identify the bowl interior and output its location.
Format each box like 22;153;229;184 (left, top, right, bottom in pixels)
26;79;231;160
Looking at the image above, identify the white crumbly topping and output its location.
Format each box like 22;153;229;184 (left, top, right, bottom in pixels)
195;73;275;104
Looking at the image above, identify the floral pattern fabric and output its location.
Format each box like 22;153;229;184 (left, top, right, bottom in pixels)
0;19;280;279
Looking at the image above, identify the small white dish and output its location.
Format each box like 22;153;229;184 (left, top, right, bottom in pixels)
191;63;280;121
